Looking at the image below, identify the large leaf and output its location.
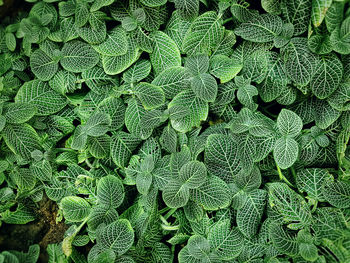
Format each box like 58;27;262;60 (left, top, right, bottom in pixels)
3;103;37;124
310;54;343;99
30;48;58;81
94;27;128;56
15;80;67;116
150;31;181;76
60;196;91;222
179;161;207;189
273;137;299;169
162;180;190;208
235;13;283;43
133;82;165;110
191;73;218;103
209;55;242;83
61;40;99;72
322;181;350;208
277;109;303;137
183;11;224;55
97;175;125;208
281;0;311;36
311;0;333;27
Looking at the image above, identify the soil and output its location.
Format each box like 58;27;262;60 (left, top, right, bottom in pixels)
0;195;68;262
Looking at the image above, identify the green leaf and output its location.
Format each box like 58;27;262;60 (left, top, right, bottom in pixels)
269;223;299;255
273;137;299;169
190;175;231;210
3;103;37;124
162;180;190;208
15;80;67;116
60;196;91;222
183;11;224;55
30;48;58;81
282;38;317;86
2;123;41;160
94;27;128;56
140;0;167;7
134;82;165;110
314;99;341;129
311;0;333;27
102;38;139;75
61;40;99;72
191;73;217;102
150;31;181;76
237;84;258;111
123;60;151;83
84;112;111;137
277;109;303;137
187;235;210;259
97;175;125;208
110;131;141;168
236;189;267;238
96;219;134;255
151;66;192;99
235;14;283;43
207;219;243;260
310;54;343;99
299;243;319;262
205;134;240;184
296;168;332;201
174;0;199;20
330;17;350;54
88;135;110;159
179;161;207;189
281;0;311;36
323;181;350;208
71;126;88;150
168;90;208;133
125;98;153;139
209;55;242;83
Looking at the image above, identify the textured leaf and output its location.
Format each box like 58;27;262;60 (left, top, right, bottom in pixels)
235;14;283;43
123;60;151;83
134;82;165;110
311;0;333;27
323;181;350;208
281;0;311;36
2;123;41;160
174;0;199;20
30;48;58;81
94;27;128;56
179;161;207;189
273;137;299;169
183;11;224;55
97;175;125;208
190;175;231;210
61;196;91;222
191;73;217;103
3;103;37;124
61;40;99;72
84;112;111;137
150;31;181;75
207;220;243;260
15;80;67;116
209;55;242;83
277;109;303;137
162;180;190;208
311;54;343;99
97;219;134;255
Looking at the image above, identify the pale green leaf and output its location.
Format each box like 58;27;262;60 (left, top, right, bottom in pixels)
273;137;299;169
134;82;165;110
61;196;91;222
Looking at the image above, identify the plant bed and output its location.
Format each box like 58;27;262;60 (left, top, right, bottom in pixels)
0;0;349;263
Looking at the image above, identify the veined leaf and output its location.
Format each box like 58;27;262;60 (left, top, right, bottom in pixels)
277;109;303;137
97;175;125;208
60;196;91;222
209;55;242;83
94;27;128;56
273;137;299;169
3;103;37;124
133;82;165;110
311;0;333;27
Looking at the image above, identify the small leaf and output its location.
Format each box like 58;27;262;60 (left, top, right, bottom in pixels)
134;82;165;109
61;196;91;222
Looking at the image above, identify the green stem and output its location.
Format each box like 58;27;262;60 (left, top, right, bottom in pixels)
159;207;172;214
311;200;318;213
223;17;233;25
62;216;89;257
276;163;293;187
161;224;180;231
85;158;94;169
164;208;177;220
55;148;75;153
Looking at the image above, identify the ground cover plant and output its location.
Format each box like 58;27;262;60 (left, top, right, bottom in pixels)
0;0;350;262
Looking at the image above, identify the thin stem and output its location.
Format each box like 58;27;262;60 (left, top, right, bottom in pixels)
276;162;293;187
85;158;94;169
164;208;177;220
311;200;318;213
223;17;233;25
161;224;180;231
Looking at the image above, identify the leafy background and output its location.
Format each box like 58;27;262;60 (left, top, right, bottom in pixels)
0;0;349;262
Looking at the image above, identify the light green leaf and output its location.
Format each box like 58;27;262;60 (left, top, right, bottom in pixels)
97;175;125;208
209;55;242;83
237;84;258;111
134;82;165;110
125;98;153;139
269;223;299;255
191;73;217;102
97;219;134;255
314;99;341;129
261;0;281;15
162;180;190;208
61;196;91;222
183;11;224;55
277;109;303;137
150;31;181;76
190;175;231;210
179;161;207;189
311;0;333;27
235;13;283;43
299;243;319;262
323;181;350;208
94;27;128;56
273;137;299;169
296;168;332;201
110;131;141;168
123;60;151;83
174;0;199;20
151;66;192;99
30;48;58;81
207;220;243;260
84;112;111;137
2;123;41;160
237;189;267;238
15;80;67;116
61;40;99;72
71;126;88;150
168;90;208;133
187;235;210;259
310;54;343;99
3;103;37;124
140;0;167;7
102;38;139;75
88;135;110;159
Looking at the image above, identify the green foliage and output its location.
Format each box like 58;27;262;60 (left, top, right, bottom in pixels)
0;0;349;262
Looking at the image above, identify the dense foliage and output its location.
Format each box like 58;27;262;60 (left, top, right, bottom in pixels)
0;0;350;262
